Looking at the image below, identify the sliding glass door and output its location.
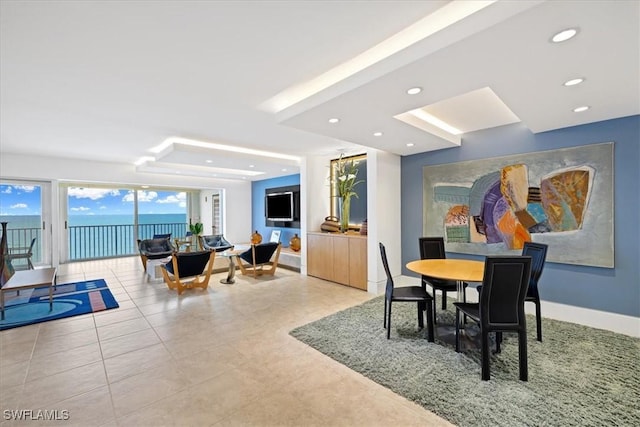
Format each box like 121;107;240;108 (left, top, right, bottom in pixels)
0;180;52;269
63;186;190;261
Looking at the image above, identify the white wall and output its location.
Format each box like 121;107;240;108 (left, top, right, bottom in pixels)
366;149;402;293
301;154;334;274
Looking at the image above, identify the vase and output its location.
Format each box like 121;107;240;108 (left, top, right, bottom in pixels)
251;230;262;244
289;233;301;252
0;222;15;287
339;196;351;233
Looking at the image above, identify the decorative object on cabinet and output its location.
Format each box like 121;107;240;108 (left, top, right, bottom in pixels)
332;153;364;232
251;230;263;244
289;234;301;252
330;153;367;231
320;216;340;233
359;219;368;236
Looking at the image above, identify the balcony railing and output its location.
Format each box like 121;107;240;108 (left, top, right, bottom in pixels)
1;222;189;263
69;222;188;260
2;227;42;268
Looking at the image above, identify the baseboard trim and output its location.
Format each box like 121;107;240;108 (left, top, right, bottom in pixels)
535;301;640;338
397;275;639;338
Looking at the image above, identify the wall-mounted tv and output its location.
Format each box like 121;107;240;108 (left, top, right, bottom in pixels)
265;191;294;221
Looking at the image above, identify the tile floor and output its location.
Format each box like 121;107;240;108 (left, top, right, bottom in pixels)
0;257;452;427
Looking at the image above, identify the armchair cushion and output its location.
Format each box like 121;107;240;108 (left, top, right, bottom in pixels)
139;238;175;259
200;234;234;252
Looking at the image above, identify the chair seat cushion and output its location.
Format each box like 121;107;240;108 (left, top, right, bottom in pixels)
392;286;432;301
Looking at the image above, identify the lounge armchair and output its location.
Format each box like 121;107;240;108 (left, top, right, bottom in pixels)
138;238;175;270
235;242;281;278
8;237;36;270
200;234;234;252
161;250;215;295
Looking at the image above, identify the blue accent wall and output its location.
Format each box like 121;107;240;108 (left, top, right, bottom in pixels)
252;174;301;248
401;116;640;317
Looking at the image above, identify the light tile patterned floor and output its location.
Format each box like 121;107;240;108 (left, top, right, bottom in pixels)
0;257;452;426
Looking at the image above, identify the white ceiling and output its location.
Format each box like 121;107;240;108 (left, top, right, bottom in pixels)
1;1;638;183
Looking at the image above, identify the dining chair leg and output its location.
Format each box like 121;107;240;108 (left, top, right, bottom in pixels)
535;300;542;341
383;298;388;329
425;302;434;342
417;302;424;329
518;329;528;381
386;302;392;339
441;290;447;310
432;297;438;325
495;332;502;353
455;307;461;352
481;330;491;381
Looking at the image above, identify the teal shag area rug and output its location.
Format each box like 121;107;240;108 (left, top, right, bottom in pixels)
290;295;640;427
0;279;118;331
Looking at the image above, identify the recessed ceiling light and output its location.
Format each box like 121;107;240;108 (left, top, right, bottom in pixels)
551;28;578;43
573;106;590;112
407;87;422;95
406;143;415;147
205;159;213;163
564;78;584;86
328;118;340;124
373;132;383;137
281;168;287;172
249;164;255;168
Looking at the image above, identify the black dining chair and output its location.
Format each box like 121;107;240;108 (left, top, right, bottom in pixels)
380;242;434;342
454;256;532;381
522;242;548;341
419;237;468;320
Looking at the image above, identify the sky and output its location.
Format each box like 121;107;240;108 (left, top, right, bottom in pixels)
0;185;187;216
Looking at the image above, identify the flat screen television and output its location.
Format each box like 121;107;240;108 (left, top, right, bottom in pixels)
265;191;294;221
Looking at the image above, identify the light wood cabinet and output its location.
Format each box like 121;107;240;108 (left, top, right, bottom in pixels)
307;232;367;290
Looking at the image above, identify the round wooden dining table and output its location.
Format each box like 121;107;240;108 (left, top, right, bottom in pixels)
406;259;485;324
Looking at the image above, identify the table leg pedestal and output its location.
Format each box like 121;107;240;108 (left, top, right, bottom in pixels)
220;255;236;284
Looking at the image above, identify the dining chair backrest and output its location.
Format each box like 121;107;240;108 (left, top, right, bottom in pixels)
521;242;548;287
378;242;395;299
479;256;532;330
419;237;446;260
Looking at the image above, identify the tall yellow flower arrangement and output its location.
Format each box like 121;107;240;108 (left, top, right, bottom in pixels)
335;154;364;232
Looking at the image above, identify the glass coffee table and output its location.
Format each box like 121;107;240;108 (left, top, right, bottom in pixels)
218;250;239;284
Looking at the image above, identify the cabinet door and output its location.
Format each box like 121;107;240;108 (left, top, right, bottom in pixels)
349;237;368;290
307;233;333;281
332;236;350;285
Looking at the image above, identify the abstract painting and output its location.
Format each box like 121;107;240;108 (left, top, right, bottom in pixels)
423;142;614;268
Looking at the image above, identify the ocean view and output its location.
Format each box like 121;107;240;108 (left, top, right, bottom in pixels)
1;213;188;261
